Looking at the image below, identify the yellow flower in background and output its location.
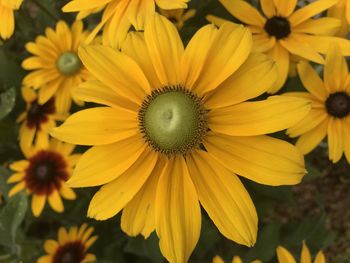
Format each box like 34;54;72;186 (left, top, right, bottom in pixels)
328;0;350;36
62;0;190;48
52;14;310;263
22;20;91;115
277;242;326;263
159;8;196;29
37;224;97;263
286;44;350;163
207;0;350;93
213;255;262;263
0;0;22;40
17;86;67;151
7;139;79;217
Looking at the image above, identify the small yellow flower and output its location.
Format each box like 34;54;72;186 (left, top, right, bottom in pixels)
52;14;310;263
277;242;326;263
7;139;79;217
0;0;22;40
207;0;350;93
37;224;97;263
159;8;196;29
328;0;350;36
62;0;190;48
22;20;91;114
213;255;262;263
17;86;67;150
286;44;350;163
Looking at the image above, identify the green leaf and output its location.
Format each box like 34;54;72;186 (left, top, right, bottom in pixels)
0;87;16;120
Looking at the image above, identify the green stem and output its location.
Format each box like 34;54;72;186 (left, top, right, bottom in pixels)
30;0;58;22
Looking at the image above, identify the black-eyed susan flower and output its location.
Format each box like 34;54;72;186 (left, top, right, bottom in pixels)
17;86;67;150
159;8;196;30
51;14;310;263
0;0;22;40
328;0;350;36
7;139;79;217
213;255;262;263
62;0;190;48
207;0;350;93
22;20;91;114
286;44;350;163
277;242;326;263
37;224;97;263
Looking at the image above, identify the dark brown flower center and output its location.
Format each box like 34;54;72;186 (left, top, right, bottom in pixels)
26;98;55;129
326;92;350;118
264;16;291;39
53;242;85;263
25;150;68;195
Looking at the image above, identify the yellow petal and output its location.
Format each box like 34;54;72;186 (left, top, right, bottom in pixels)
343;118;350;163
78;45;150;104
44;239;58;254
32;194;46;217
205;52;277;109
276;246;297;263
328;118;344;163
301;241;311;263
9;160;29;172
212;255;225;263
267;43;289;93
209;96;311;136
88;149;158;220
260;0;276;17
144;13;184;86
205;133;306;186
68;135;146;187
302;35;350;56
37;255;52;263
59;183;76;200
38;78;62;105
48;190;64;213
21;86;37;102
219;0;265;27
206;15;229;26
232;256;243;263
252;34;276;53
51;107;138;145
62;0;111;12
155;0;188;9
7;172;25;183
58;227;68;244
82;253;97;263
84;236;98;249
8;182;25;197
273;0;297;17
314;251;326;263
156;156;201;263
293;17;341;35
0;6;14;39
187;151;257;247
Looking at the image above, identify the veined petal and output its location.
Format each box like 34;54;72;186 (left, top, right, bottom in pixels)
51;107;138;145
301;241;311;263
260;0;276;17
205;133;306;186
273;0;297;17
219;0;265;27
78;45;150;104
48;190;64;213
187;151;257;247
155;0;188;9
205;52;277;109
276;246;297;263
267;43;289;93
294;17;341;36
156;156;201;263
328;118;344;163
62;0;111;12
144;13;184;86
252;34;276;53
302;35;350;55
87;149;158;220
209;96;311;136
68;135;146;187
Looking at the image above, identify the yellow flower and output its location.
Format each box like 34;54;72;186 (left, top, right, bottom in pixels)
328;0;350;36
0;0;22;40
37;224;97;263
62;0;189;48
22;20;91;114
159;8;196;29
17;86;67;151
7;139;79;217
277;242;326;263
51;14;310;263
207;0;350;93
286;44;350;163
213;255;262;263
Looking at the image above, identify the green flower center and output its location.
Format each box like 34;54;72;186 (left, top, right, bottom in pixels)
56;52;81;75
139;86;208;155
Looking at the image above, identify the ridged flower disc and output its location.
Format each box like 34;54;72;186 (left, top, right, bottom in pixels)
56;52;81;75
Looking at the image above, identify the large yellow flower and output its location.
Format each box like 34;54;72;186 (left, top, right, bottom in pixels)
17;86;67;151
277;242;326;263
213;255;262;263
22;20;91;114
7;139;79;217
286;44;350;163
52;14;310;263
328;0;350;36
62;0;189;48
37;224;97;263
0;0;22;40
207;0;350;93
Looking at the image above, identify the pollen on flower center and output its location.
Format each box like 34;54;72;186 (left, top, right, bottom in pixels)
264;16;291;39
138;86;208;156
325;92;350;118
56;52;82;75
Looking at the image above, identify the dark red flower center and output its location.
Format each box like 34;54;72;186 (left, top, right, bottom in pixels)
26;98;55;129
264;16;291;39
326;92;350;118
53;242;86;263
25;150;68;195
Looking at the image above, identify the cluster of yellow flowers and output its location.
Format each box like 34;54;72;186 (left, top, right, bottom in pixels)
2;0;350;262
